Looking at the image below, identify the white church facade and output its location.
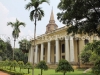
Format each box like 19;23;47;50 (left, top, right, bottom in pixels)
28;9;98;68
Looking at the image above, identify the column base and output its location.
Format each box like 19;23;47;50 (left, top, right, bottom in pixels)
55;62;59;64
47;62;51;64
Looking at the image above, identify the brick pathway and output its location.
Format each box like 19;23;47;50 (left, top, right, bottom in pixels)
0;71;9;75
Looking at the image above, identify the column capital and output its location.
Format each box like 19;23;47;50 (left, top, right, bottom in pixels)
47;41;51;43
41;42;44;44
65;36;70;40
70;36;74;40
56;38;59;41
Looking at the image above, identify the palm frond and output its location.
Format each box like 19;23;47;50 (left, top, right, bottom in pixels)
25;2;34;10
37;9;44;20
39;0;50;5
18;22;26;27
30;10;35;21
7;22;15;27
38;12;42;20
38;8;44;16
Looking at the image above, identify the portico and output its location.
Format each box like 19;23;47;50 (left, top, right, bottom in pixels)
30;34;81;64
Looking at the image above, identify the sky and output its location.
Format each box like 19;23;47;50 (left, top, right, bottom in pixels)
0;0;64;48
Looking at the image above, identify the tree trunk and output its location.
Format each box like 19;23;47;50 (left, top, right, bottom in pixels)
20;67;21;72
32;13;37;75
41;69;43;75
14;66;15;71
13;39;16;60
63;72;66;75
10;66;11;71
28;68;30;74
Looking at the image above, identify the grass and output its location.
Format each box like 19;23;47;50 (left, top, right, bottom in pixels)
1;67;94;75
14;68;93;75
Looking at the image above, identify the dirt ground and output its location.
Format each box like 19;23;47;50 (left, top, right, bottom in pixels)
0;71;9;75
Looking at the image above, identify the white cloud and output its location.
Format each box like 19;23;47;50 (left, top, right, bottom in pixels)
0;2;9;15
0;2;23;40
0;2;17;47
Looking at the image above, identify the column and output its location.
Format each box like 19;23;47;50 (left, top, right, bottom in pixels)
40;43;44;61
55;39;59;63
70;36;75;62
65;36;70;61
34;45;38;64
30;46;33;64
47;41;50;63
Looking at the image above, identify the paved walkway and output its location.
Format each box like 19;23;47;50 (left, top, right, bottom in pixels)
83;68;91;73
0;71;9;75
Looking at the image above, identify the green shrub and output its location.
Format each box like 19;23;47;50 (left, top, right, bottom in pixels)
0;68;26;75
56;59;74;75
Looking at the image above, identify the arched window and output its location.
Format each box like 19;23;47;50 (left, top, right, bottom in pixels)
84;39;89;45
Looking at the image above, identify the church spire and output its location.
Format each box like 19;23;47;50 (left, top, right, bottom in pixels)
45;7;58;33
49;7;55;23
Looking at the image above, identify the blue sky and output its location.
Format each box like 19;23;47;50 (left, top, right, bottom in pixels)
0;0;64;48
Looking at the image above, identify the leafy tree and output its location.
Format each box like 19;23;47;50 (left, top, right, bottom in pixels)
14;48;28;63
19;39;31;53
25;62;33;74
0;38;6;60
0;61;3;69
92;58;100;75
36;61;48;75
56;59;74;75
7;19;25;60
18;61;24;72
7;61;11;70
80;40;100;63
57;0;100;36
4;60;9;69
80;50;92;64
6;41;13;60
80;40;100;75
11;60;18;71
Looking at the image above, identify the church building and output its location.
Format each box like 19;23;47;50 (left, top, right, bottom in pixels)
28;9;97;68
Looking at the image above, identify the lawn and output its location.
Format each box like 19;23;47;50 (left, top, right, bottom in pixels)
0;66;94;75
13;68;93;75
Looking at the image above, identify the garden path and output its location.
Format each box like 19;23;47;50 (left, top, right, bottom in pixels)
0;71;9;75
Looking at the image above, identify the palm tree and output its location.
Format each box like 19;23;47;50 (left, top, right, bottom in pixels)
7;19;25;60
25;0;49;75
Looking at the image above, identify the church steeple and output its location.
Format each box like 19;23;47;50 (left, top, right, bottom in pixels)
45;8;58;33
49;7;55;24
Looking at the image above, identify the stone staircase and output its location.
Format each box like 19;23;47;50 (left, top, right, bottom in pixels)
47;64;57;69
